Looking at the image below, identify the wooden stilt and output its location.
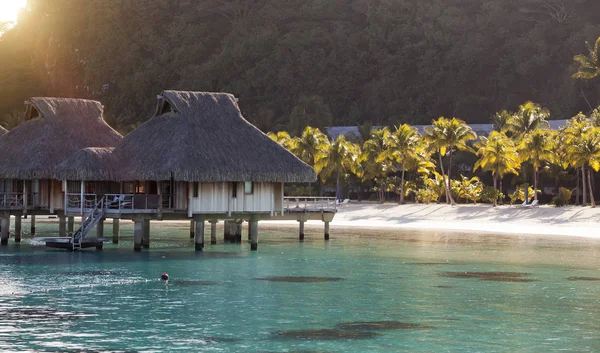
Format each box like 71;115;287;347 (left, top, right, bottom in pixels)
224;220;233;242
58;213;67;237
0;213;8;245
324;221;330;241
112;218;120;244
134;219;143;252
247;220;252;241
298;220;305;241
142;219;150;248
250;216;259;251
210;220;217;245
190;219;195;239
67;216;75;233
30;215;36;236
14;214;22;242
97;218;105;238
235;220;242;243
195;217;205;251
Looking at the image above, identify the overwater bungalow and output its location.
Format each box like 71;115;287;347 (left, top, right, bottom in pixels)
0;98;122;244
56;91;317;251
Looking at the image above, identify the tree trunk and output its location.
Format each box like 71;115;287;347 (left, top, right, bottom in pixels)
527;168;539;203
493;174;497;207
438;153;450;204
336;170;341;202
576;167;580;205
499;177;504;205
400;161;406;204
589;167;596;208
582;165;587;206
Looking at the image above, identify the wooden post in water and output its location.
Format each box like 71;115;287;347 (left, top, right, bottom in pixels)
322;213;334;241
112;218;120;244
223;220;232;242
58;213;67;237
97;218;105;238
133;218;143;251
298;220;305;241
14;213;22;242
67;216;74;234
189;219;195;239
0;212;9;245
247;219;252;241
210;220;217;244
194;217;205;251
30;215;36;236
250;215;259;251
142;219;150;248
235;220;243;243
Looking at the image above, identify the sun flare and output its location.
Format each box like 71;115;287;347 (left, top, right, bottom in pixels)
0;0;26;24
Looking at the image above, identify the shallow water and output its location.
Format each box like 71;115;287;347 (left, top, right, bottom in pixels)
1;220;600;352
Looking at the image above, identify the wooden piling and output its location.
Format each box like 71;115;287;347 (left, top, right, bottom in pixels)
224;220;233;242
97;218;105;238
0;213;8;245
112;218;120;244
67;216;74;233
210;220;217;244
190;219;195;239
298;220;305;241
142;219;150;248
134;219;143;251
324;221;330;241
235;220;243;243
58;213;67;237
30;215;36;236
195;217;205;251
14;214;22;242
250;215;259;251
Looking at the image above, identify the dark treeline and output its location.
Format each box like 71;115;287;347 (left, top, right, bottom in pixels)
0;0;599;134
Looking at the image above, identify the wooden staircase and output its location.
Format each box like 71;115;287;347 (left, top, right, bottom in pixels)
71;199;105;251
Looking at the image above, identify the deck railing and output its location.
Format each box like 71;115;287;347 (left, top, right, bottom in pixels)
283;197;337;213
66;193;98;209
0;193;24;209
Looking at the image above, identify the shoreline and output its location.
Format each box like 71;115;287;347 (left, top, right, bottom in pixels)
264;203;600;239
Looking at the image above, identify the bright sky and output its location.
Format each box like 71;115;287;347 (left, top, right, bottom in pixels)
0;0;26;24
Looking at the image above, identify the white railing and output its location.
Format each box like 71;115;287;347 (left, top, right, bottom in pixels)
66;193;98;209
0;193;24;209
103;194;135;210
283;197;337;213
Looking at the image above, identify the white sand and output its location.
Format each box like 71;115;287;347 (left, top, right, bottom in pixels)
272;203;600;238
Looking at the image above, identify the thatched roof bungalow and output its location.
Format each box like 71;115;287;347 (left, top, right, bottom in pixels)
0;98;122;213
112;91;315;183
60;91;315;217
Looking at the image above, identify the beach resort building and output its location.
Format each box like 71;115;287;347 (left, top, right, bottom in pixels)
0;98;122;244
55;91;318;251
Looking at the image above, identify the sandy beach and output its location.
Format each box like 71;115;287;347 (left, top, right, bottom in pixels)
267;203;600;239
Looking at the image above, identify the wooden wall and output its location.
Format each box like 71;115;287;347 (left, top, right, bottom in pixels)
186;182;277;214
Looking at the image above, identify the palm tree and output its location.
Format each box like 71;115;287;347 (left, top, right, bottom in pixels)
492;110;512;133
566;127;600;208
315;135;362;202
562;114;593;205
474;131;520;206
424;117;477;205
293;126;329;166
573;36;600;79
517;129;556;201
506;101;550;136
267;131;295;150
362;128;393;203
384;124;420;204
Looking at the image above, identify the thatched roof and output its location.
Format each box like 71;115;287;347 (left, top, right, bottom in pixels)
0;126;7;136
0;98;122;179
111;91;316;182
55;147;116;181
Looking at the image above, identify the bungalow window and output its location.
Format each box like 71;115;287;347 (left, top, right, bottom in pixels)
244;181;253;195
193;182;199;197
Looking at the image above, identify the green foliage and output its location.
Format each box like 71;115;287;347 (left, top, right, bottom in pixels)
1;1;598;129
415;188;439;205
553;187;573;207
509;184;538;204
480;187;504;204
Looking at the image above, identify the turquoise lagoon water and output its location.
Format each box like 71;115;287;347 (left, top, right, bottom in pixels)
1;220;600;352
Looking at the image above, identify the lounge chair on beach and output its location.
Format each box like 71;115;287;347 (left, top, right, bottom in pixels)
520;200;539;208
